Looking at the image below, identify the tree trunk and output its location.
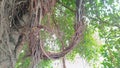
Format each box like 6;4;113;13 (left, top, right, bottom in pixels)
0;0;30;68
62;57;66;68
0;0;16;68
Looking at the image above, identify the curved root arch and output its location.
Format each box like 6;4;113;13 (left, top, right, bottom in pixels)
29;0;85;60
38;21;85;59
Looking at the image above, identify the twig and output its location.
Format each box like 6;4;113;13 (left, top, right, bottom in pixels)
57;0;76;13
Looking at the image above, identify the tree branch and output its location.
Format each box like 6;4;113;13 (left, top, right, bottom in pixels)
57;0;76;13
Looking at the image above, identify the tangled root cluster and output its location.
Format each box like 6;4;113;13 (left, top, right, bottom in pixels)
10;0;84;61
10;0;30;30
1;0;85;67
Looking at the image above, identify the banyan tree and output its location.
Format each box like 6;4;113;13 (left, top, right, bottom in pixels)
0;0;85;68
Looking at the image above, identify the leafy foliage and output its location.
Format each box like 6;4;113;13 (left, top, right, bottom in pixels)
15;44;31;68
38;59;52;68
85;0;120;67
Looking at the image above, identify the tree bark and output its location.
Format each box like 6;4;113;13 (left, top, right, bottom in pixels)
0;0;30;68
62;57;66;68
0;0;16;67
